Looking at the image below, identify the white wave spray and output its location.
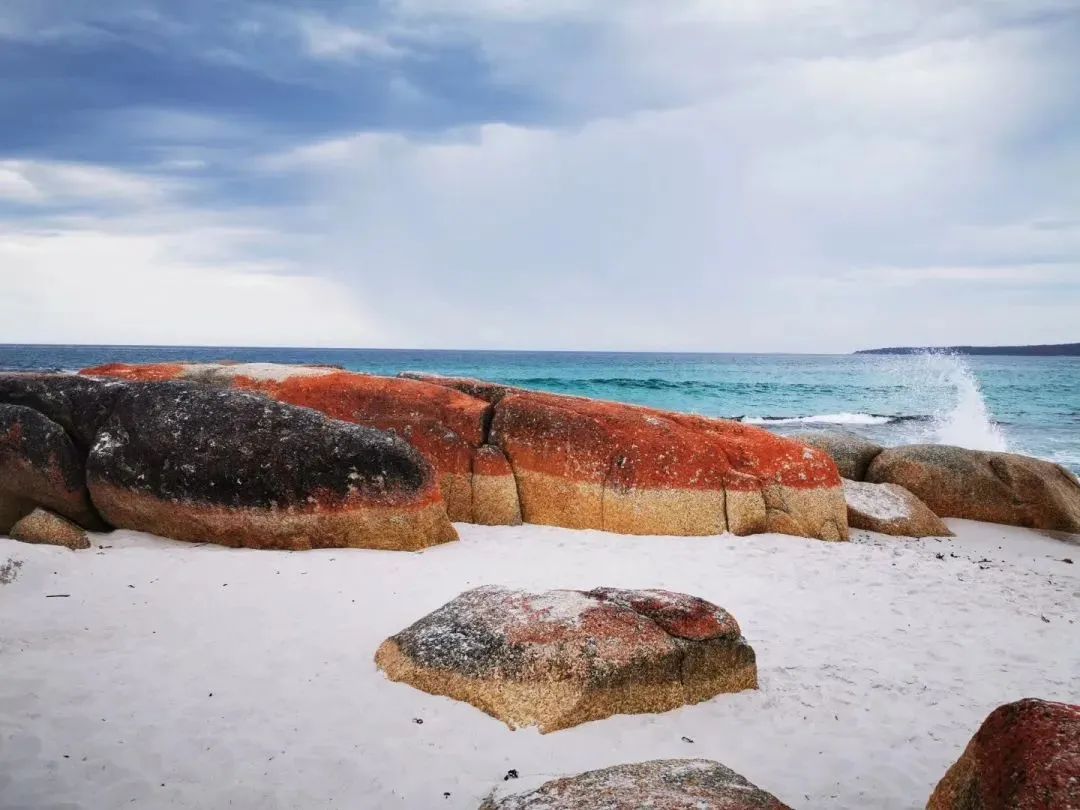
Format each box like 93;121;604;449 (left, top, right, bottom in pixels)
902;352;1008;452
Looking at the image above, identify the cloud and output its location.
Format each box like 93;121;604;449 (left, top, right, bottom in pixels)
0;222;386;347
293;14;405;61
0;0;1077;350
0;160;178;207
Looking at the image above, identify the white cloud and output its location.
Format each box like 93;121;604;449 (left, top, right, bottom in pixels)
258;6;1079;351
0;160;178;207
3;0;1078;350
0;224;386;347
294;14;404;60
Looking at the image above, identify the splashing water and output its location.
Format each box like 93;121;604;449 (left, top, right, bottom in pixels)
906;352;1009;452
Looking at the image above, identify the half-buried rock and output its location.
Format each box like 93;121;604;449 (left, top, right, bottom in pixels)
867;444;1080;533
9;508;90;550
375;586;757;733
842;479;953;538
926;698;1080;810
479;759;792;809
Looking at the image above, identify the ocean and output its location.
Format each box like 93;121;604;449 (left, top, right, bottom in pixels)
3;345;1078;474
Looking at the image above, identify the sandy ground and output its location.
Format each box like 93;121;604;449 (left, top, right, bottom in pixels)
0;520;1077;810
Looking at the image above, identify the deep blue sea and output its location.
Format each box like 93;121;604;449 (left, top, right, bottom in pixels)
3;345;1078;474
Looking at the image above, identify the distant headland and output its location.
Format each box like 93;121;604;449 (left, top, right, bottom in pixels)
855;343;1080;357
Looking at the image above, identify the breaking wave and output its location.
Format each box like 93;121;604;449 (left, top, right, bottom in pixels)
896;352;1009;452
739;413;918;426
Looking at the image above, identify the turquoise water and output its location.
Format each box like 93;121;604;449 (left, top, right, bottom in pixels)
2;345;1078;474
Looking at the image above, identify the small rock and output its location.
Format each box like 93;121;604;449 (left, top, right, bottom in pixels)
9;508;90;550
480;759;791;809
842;479;952;538
927;698;1080;809
375;585;757;733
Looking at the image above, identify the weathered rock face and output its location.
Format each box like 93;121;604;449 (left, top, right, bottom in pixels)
9;508;91;549
83;363;517;526
0;402;102;532
398;371;519;404
86;364;849;540
89;382;457;550
489;391;847;540
375;586;757;733
842;479;953;538
867;445;1080;533
479;759;792;810
0;374;457;551
790;429;884;481
0;373;117;452
927;698;1080;810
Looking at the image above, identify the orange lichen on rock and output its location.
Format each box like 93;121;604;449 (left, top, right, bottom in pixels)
927;698;1080;810
489;390;847;540
84;364;848;540
376;585;758;733
82;363;509;524
81;363;188;382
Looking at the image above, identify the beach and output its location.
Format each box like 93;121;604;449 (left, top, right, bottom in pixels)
2;520;1076;809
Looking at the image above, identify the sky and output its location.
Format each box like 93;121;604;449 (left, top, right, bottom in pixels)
1;0;1078;352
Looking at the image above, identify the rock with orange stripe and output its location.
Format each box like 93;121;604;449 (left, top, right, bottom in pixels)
406;374;847;540
87;365;846;540
0;373;456;551
82;363;522;526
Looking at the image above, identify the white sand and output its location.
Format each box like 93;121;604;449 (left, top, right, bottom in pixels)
0;521;1076;809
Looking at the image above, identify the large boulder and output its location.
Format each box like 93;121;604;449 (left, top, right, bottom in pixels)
0;374;457;551
789;429;884;481
867;445;1080;533
82;363;518;525
404;374;848;539
927;698;1080;810
489;390;847;539
9;508;90;550
375;585;757;733
480;759;792;809
0;402;102;532
842;479;953;538
85;365;849;540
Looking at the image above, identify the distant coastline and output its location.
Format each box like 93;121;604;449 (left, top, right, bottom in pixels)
855;343;1080;357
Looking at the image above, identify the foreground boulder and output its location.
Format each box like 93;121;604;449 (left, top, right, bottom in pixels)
0;402;102;532
9;508;90;550
0;374;457;551
375;586;757;733
790;429;884;481
82;363;520;526
480;759;792;809
867;445;1080;533
927;698;1080;810
842;479;953;537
